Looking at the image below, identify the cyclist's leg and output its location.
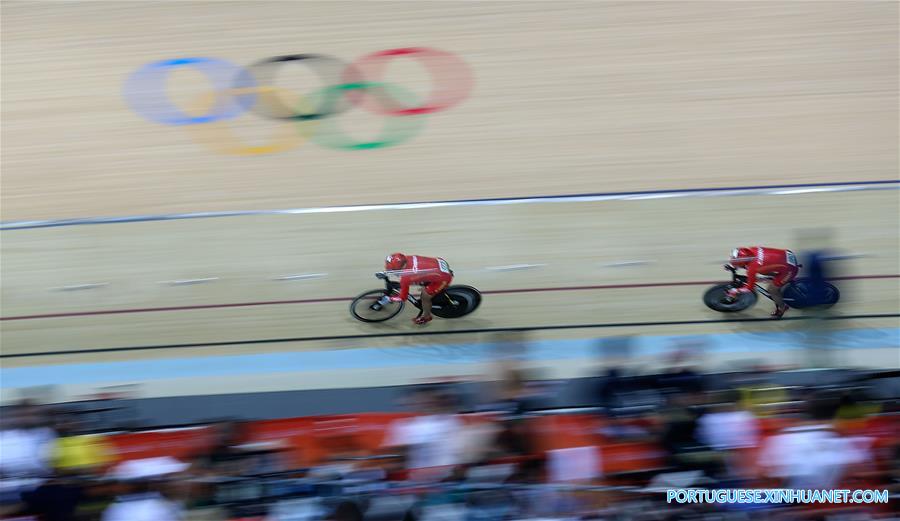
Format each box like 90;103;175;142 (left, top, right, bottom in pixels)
419;287;434;320
419;277;451;320
766;280;785;310
769;265;798;314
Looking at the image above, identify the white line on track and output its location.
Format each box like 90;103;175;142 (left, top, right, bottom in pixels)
273;273;328;281
603;260;654;267
1;182;895;230
159;277;220;286
484;264;547;272
51;283;109;291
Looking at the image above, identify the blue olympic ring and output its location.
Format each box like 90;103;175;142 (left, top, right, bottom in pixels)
123;57;259;126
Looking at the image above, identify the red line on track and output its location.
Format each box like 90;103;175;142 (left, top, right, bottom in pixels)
2;274;897;322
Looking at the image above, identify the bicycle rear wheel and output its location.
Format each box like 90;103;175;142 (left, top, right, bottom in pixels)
783;280;840;309
350;289;404;322
429;286;482;319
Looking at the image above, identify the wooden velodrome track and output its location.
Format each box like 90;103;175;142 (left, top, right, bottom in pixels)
1;2;898;399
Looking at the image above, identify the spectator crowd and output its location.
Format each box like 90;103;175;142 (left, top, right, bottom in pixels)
1;361;897;521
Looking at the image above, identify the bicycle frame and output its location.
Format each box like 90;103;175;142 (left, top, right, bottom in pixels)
375;272;421;306
725;265;775;302
374;272;457;309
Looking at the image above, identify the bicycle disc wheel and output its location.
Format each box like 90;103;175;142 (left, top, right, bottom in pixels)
783;280;840;309
350;289;404;322
431;287;481;319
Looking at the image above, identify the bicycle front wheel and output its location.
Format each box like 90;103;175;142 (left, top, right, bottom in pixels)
350;289;404;323
703;283;757;312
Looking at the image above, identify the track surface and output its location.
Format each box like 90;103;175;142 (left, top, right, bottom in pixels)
2;2;897;220
2;274;898;322
2;191;898;367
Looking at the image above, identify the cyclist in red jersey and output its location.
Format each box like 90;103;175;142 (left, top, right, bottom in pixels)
726;246;800;318
384;253;454;325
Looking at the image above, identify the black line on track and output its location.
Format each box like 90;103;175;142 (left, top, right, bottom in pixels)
3;313;897;360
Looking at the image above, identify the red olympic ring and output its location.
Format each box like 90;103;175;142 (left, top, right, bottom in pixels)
345;47;474;116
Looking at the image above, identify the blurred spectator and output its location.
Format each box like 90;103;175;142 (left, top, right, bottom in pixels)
194;420;285;481
20;474;83;521
497;368;538;413
759;392;872;489
453;416;502;467
696;390;759;451
473;367;545;461
51;416;114;476
547;445;600;484
697;390;759;480
102;457;189;521
508;458;568;517
834;388;880;420
0;401;58;517
660;393;721;477
328;500;364;521
0;401;57;478
383;388;463;472
195;420;244;473
101;484;182;521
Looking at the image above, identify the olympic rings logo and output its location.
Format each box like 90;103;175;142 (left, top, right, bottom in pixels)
122;47;473;155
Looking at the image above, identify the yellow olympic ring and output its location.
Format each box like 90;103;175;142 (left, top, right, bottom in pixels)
184;87;318;156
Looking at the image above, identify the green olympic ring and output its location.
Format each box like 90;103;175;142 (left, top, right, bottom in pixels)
307;82;427;151
185;82;427;155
